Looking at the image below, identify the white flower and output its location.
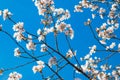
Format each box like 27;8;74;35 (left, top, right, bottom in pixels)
38;35;45;41
109;42;116;49
41;44;47;52
100;23;107;30
3;9;12;20
100;40;106;44
64;10;70;19
109;11;115;19
114;23;119;29
90;5;98;11
112;70;118;77
14;48;21;57
57;22;66;32
97;72;107;80
7;72;22;80
48;57;57;67
111;4;117;11
106;46;109;50
43;28;50;35
32;60;45;73
89;45;96;54
81;64;88;72
37;28;42;35
41;0;54;4
37;60;44;65
65;25;74;39
84;19;91;25
100;64;112;71
100;14;104;19
27;35;32;41
80;57;83;61
92;14;96;19
99;8;105;14
26;41;36;50
49;27;54;32
106;26;114;34
74;5;83;12
54;8;64;15
13;32;24;42
33;0;54;15
13;22;24;32
32;66;39;73
60;10;70;21
54;8;70;22
66;49;76;58
84;54;90;59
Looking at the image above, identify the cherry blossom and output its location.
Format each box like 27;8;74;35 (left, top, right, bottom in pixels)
14;48;21;57
13;22;24;32
48;57;57;67
2;9;12;20
66;49;76;58
26;41;36;50
40;44;48;52
0;0;120;80
7;72;22;80
32;60;45;73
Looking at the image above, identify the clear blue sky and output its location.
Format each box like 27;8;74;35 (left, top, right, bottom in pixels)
0;0;120;80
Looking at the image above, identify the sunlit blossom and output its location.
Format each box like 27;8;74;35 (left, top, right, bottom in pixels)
48;57;57;67
32;60;45;73
13;32;25;42
26;41;36;50
41;44;47;52
66;49;76;58
13;22;24;32
109;42;116;49
3;9;12;20
7;72;22;80
14;48;21;57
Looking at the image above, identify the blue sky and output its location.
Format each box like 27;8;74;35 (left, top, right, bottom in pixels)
0;0;120;80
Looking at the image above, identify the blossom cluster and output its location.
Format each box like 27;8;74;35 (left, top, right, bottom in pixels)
75;0;120;44
96;22;119;45
78;45;120;80
13;22;25;42
33;0;54;16
32;60;45;73
26;35;36;50
33;0;74;40
7;72;22;80
75;1;120;79
0;0;120;80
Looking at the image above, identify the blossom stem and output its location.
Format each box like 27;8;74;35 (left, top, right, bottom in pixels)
42;40;91;79
65;35;81;68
